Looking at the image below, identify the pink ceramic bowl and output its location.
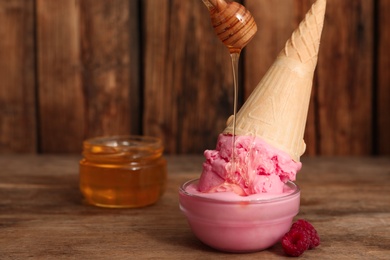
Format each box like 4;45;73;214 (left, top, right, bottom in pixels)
179;179;300;253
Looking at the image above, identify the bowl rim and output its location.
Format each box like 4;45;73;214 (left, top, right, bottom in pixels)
179;179;300;204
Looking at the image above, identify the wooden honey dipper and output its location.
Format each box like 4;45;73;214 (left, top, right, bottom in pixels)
202;0;257;53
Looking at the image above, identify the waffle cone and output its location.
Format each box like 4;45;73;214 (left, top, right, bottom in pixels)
223;0;326;162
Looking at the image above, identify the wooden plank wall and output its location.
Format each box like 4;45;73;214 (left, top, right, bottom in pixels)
0;0;389;156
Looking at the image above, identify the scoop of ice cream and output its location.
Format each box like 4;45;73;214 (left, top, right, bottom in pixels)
198;134;302;196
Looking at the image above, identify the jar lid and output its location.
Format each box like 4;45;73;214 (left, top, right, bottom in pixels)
82;135;164;162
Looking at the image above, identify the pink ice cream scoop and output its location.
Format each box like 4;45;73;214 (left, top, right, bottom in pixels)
198;134;302;196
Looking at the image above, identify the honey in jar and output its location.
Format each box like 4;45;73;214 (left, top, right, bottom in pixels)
79;135;167;208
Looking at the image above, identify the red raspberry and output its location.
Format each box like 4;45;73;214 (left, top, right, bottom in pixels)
281;219;320;256
281;229;310;257
291;219;320;249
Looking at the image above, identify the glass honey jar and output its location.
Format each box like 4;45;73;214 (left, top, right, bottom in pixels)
79;135;167;208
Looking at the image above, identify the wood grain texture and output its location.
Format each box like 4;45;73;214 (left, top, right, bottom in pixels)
0;155;389;258
79;0;140;138
316;0;374;155
37;0;139;153
143;0;234;154
377;0;390;154
36;0;85;153
0;0;388;156
0;0;36;152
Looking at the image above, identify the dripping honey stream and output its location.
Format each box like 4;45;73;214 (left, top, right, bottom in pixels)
201;0;257;175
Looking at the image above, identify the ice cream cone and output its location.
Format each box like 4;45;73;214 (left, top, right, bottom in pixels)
223;0;326;162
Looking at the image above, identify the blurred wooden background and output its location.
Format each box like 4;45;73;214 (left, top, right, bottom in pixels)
0;0;389;156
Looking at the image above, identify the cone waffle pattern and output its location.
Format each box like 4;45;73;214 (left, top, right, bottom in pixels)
223;0;326;162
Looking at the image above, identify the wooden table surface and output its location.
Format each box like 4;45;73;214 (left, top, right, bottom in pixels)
1;155;389;259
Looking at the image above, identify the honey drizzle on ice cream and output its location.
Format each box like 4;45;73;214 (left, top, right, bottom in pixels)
230;52;239;175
